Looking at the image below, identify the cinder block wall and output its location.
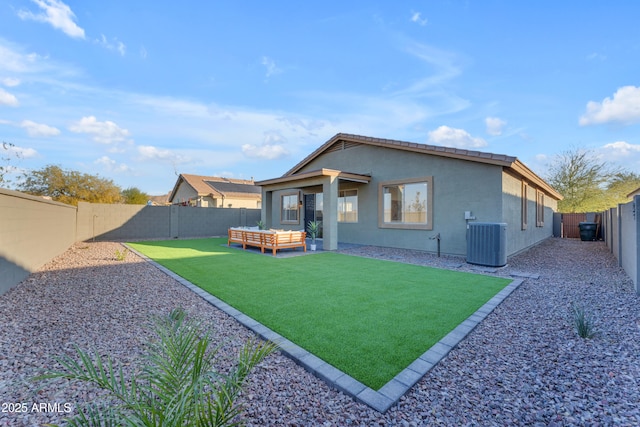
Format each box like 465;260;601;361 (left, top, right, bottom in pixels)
0;189;76;294
1;190;261;295
77;203;261;241
617;197;639;293
77;202;171;241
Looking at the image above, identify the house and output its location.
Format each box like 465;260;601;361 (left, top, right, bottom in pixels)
169;174;262;208
256;133;563;257
147;192;171;206
627;187;640;199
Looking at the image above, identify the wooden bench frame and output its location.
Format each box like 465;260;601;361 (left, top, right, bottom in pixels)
228;228;307;256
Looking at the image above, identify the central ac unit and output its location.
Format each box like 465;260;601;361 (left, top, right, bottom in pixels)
466;222;507;267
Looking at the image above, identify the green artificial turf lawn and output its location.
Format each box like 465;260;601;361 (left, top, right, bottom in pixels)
129;238;511;390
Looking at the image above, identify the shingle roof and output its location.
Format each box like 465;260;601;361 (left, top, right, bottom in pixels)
283;133;562;200
170;174;261;201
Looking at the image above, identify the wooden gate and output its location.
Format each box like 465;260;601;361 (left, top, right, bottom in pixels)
560;213;587;238
559;213;603;239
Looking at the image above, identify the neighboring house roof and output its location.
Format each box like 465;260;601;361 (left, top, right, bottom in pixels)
627;187;640;198
169;174;262;202
147;192;171;206
281;133;563;200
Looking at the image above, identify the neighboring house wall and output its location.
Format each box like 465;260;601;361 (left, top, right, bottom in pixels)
214;196;261;209
269;142;549;257
0;189;76;295
171;182;199;205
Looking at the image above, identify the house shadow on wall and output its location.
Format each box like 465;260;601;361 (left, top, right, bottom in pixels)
78;204;262;242
0;256;31;295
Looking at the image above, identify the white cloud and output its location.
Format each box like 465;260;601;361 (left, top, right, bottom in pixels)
97;35;126;56
0;40;60;76
69;116;130;144
602;141;640;156
20;120;61;137
0;88;19;106
485;116;506;136
95;156;131;173
137;145;190;165
18;0;85;39
261;56;282;79
2;141;38;159
579;86;640;126
410;11;428;26
427;125;487;148
396;42;462;94
1;77;20;87
242;143;289;160
242;131;290;160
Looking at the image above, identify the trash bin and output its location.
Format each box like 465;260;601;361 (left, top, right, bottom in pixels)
578;222;597;241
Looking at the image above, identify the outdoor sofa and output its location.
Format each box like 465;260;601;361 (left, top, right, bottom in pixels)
228;227;307;256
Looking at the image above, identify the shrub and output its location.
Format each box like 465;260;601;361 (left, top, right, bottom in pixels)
571;302;598;339
34;308;277;426
114;247;129;261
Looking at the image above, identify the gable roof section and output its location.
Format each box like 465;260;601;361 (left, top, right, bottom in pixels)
169;174;261;202
284;133;562;200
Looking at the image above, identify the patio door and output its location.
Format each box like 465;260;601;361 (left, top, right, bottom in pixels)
304;193;323;238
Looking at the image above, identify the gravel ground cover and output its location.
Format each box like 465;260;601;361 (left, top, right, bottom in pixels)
1;238;639;426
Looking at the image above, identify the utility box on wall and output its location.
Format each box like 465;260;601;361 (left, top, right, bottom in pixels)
467;222;507;267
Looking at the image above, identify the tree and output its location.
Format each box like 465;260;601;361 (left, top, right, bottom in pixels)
0;141;20;186
122;187;150;204
545;148;620;213
18;165;122;206
602;172;640;207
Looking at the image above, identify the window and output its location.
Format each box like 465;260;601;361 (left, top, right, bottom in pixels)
281;193;299;224
536;190;544;227
521;181;528;230
338;189;358;222
379;177;433;230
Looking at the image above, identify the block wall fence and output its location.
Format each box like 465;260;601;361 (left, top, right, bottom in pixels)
0;188;260;294
2;188;639;295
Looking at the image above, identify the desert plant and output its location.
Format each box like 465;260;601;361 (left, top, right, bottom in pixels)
34;308;277;426
571;302;598;339
256;220;265;230
114;247;129;261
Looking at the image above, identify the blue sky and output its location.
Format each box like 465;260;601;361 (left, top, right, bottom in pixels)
1;1;640;195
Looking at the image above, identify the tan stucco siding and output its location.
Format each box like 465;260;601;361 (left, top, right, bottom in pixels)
218;197;261;209
171;183;197;204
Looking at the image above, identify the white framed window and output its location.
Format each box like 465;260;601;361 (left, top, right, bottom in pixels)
338;189;358;222
281;193;299;224
379;177;433;230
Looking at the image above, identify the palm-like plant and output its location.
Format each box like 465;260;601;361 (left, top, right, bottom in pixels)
307;220;320;244
35;308;277;426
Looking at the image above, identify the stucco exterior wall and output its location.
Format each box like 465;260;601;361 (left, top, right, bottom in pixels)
501;172;557;256
171;182;197;205
0;189;76;295
294;144;508;256
218;196;261;209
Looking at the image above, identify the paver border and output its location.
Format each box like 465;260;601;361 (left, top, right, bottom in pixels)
127;245;524;413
